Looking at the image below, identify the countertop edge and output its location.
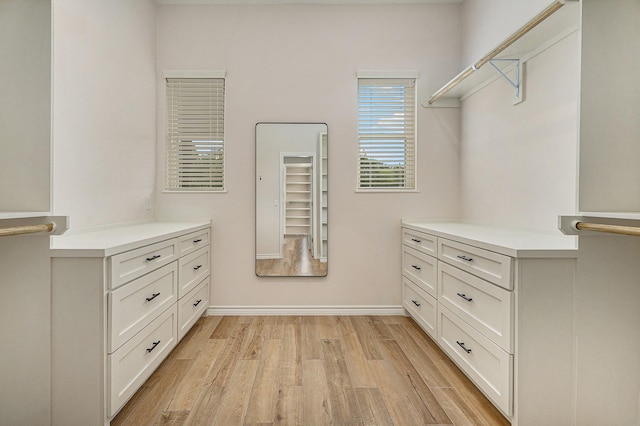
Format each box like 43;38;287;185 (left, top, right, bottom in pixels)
402;220;578;259
50;221;211;257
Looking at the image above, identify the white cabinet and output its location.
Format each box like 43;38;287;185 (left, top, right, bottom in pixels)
401;233;438;341
51;221;211;425
402;220;577;424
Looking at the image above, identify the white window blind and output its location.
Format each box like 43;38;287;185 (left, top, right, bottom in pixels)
357;78;416;190
166;77;225;191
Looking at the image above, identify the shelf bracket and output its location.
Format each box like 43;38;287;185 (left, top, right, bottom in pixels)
488;59;523;104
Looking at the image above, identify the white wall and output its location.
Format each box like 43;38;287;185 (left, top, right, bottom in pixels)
0;234;52;425
578;0;640;213
52;0;157;230
0;0;51;212
461;0;554;65
575;235;640;424
155;3;462;309
459;30;579;232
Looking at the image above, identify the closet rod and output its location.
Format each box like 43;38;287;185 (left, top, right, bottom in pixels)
0;223;55;238
575;222;640;237
428;0;567;105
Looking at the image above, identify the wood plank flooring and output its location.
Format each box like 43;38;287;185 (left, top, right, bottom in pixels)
256;236;327;276
112;315;510;426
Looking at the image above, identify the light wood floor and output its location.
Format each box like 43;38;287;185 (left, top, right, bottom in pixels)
112;315;510;426
256;236;327;276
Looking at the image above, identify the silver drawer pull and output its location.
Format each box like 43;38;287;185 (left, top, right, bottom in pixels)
145;292;160;302
193;239;203;243
456;340;472;354
146;254;161;262
411;238;421;243
456;292;473;302
146;340;161;353
193;264;203;271
456;255;473;262
411;299;421;307
411;265;421;271
193;299;202;307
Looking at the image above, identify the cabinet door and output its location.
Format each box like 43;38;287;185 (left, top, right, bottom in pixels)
109;305;178;417
438;238;512;290
438;262;513;352
178;246;210;298
109;262;178;353
438;305;513;416
178;277;210;341
177;228;211;257
402;228;437;257
403;277;437;339
402;245;437;298
109;239;177;289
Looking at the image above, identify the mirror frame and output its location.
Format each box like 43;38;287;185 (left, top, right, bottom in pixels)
255;122;328;277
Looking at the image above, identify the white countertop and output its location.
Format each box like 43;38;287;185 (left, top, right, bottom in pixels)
402;220;578;258
50;221;211;257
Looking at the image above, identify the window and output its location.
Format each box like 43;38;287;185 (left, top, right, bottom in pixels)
165;73;225;191
357;74;417;190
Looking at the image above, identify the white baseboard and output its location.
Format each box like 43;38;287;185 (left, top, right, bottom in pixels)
255;254;281;260
206;305;405;316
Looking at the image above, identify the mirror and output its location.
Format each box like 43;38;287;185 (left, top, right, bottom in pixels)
256;123;328;277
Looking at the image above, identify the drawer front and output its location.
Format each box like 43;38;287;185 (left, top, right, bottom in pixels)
438;262;513;352
403;277;437;339
402;228;437;257
438;305;513;416
178;246;210;298
109;262;178;353
438;238;513;290
177;228;211;257
402;246;437;298
178;277;210;341
109;304;177;417
109;239;177;289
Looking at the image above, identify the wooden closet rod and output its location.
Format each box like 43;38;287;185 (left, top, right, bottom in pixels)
575;222;640;237
0;223;55;238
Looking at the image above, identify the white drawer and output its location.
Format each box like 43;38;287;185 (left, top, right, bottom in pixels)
178;246;210;298
402;245;437;298
403;277;437;339
402;228;437;257
178;277;210;341
438;262;513;352
109;239;177;289
177;228;211;257
438;305;513;416
438;238;513;290
108;262;178;353
108;304;177;417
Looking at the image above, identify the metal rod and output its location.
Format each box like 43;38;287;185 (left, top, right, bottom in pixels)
0;223;55;238
575;222;640;237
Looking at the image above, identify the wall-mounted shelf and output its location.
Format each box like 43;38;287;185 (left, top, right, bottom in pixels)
559;213;640;236
425;0;579;107
0;213;69;237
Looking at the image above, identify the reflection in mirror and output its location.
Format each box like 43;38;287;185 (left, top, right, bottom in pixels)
256;123;327;277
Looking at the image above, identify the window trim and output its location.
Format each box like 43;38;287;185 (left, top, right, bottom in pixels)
356;70;419;192
164;70;227;193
